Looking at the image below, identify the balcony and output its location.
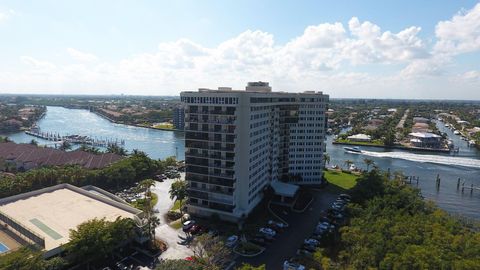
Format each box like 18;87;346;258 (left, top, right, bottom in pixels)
188;185;234;196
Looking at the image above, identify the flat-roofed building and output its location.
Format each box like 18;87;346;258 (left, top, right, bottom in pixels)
181;82;328;221
0;184;142;257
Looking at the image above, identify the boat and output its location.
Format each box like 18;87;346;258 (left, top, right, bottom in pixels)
344;146;362;153
453;130;460;135
349;164;357;171
469;140;476;146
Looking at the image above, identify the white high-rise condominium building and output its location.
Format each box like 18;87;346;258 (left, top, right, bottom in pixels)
181;82;329;221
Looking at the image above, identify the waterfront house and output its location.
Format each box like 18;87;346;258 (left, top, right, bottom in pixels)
409;132;442;148
347;134;372;142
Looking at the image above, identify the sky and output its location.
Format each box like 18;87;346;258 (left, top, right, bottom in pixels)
0;0;480;99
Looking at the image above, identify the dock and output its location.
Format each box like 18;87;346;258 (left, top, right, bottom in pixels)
25;129;125;147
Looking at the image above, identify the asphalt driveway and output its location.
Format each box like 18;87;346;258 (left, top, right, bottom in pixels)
236;189;339;270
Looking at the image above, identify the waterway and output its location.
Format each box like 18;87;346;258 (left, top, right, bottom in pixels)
3;106;185;160
3;106;480;220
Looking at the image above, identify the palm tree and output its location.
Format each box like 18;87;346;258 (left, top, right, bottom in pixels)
344;160;353;170
363;158;375;172
59;141;72;151
137;179;157;245
106;143;128;156
131;149;147;157
169;180;188;219
323;153;331;167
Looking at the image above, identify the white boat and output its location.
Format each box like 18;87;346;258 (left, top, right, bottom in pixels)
344;146;362;153
349;164;357;171
469;140;476;146
453;130;460;135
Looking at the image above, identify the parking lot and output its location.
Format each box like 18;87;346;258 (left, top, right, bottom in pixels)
236;189;340;269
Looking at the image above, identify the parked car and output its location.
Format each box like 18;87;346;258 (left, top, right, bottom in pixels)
283;260;306;270
302;244;317;252
259;227;277;237
182;220;196;232
339;194;351;201
188;224;206;235
225;235;239;248
296;248;313;257
318;221;335;231
304;238;320;247
268;220;288;229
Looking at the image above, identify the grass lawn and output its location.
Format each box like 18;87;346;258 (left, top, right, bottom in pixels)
132;193;158;210
171;200;184;211
153;123;174;129
324;170;360;190
334;138;385;146
170;219;182;229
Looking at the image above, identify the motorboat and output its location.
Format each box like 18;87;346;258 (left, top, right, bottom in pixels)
453;130;460;135
344;146;362;153
349;164;357;171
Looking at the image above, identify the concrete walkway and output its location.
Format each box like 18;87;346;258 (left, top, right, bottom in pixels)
151;173;193;260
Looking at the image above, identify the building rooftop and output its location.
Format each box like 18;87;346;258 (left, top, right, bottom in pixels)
184;82;325;95
0;184;141;253
409;132;441;138
0;142;123;169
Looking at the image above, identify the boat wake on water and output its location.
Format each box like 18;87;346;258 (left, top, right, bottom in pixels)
360;150;480;169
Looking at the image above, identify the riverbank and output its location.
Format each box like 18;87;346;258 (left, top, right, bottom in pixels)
333;140;451;153
91;108;184;132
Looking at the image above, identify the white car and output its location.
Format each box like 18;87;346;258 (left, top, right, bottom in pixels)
225;235;238;248
304;238;319;246
283;261;306;270
182;220;195;231
259;227;276;237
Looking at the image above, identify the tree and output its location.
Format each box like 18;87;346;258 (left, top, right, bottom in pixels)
169;180;188;218
323;153;331;167
191;234;232;269
106;143;128;156
59;141;71;151
137;179;159;245
0;247;46;270
66;218;134;268
79;144;101;154
383;129;396;146
29;139;38;146
363;158;374;172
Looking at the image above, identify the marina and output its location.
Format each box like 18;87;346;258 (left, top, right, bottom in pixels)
25;127;125;147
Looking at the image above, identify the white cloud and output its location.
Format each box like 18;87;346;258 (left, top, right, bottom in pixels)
434;3;480;55
67;48;98;62
0;8;15;22
461;70;480;81
2;9;480;99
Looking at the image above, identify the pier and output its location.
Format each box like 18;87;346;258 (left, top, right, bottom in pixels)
25;129;125;147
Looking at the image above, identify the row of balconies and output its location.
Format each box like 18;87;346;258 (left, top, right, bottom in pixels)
185;140;235;152
188;199;235;213
185;150;235;161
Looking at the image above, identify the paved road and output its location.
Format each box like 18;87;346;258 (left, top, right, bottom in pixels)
237;189;338;270
151;173;193;260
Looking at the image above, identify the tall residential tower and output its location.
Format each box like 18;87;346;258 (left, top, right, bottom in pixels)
181;82;328;221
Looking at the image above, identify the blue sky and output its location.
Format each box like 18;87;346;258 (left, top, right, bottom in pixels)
0;0;479;98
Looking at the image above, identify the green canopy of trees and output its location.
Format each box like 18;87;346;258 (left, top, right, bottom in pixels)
66;217;134;266
0;153;172;198
318;170;480;269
